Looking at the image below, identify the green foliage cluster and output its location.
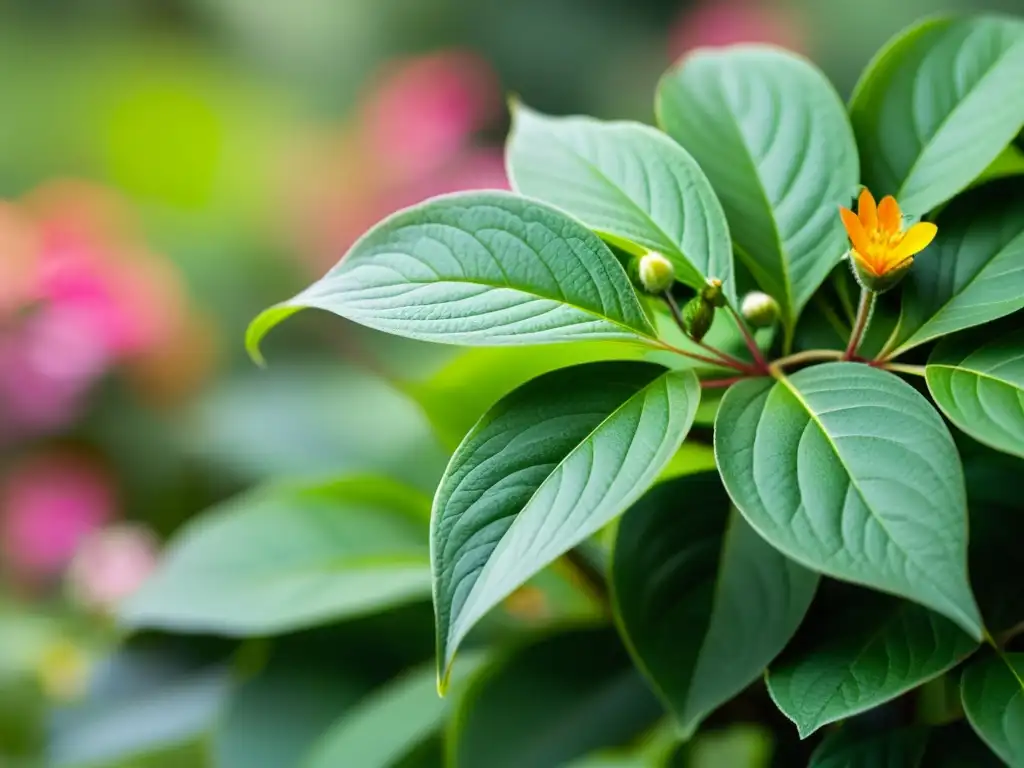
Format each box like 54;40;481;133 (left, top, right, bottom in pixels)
126;13;1024;767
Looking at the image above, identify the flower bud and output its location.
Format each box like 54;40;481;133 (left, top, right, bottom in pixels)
848;252;913;294
682;296;715;342
636;251;675;294
700;278;727;308
740;291;780;328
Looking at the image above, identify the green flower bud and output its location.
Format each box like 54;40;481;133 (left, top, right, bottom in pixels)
636;251;675;294
682;296;715;342
740;291;780;328
700;278;727;308
848;252;914;294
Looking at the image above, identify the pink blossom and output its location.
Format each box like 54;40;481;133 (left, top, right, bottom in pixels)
1;453;116;581
66;523;159;614
669;0;807;59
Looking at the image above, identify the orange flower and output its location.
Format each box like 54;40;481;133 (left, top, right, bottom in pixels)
839;189;937;291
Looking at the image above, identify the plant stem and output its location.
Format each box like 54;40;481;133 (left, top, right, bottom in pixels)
660;293;757;373
882;362;926;377
701;376;749;389
658;341;755;372
770;349;844;375
727;306;769;371
844;289;876;360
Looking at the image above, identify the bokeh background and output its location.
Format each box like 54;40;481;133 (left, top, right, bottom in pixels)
0;0;1020;765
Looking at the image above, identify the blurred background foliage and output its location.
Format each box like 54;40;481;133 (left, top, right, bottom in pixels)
0;0;1020;765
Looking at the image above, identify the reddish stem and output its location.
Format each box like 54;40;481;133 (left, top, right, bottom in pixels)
727;306;768;371
701;376;749;389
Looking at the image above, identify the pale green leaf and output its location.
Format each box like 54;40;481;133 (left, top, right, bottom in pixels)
122;477;432;635
506;105;734;300
961;652;1024;767
247;192;656;361
927;327;1024;459
657;46;859;333
850;15;1024;215
612;473;817;733
715;363;982;639
432;361;699;678
767;593;978;737
884;181;1024;357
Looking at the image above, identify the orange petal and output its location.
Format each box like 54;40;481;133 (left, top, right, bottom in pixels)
850;249;881;277
891;222;938;262
839;207;871;255
878;196;902;234
857;188;877;232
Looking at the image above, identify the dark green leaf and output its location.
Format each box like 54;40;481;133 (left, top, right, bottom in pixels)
767;592;978;737
809;726;929;767
433;361;699;678
883;181;1024;357
507;105;734;300
449;628;662;768
927;327;1024;459
961;652;1024;766
612;473;817;733
715;363;982;639
657;46;858;334
850;16;1024;215
247;192;656;360
122;477;432;635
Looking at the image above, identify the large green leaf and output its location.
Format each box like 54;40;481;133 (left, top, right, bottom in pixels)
432;361;699;679
247;192;656;360
122;477;432;635
448;628;663;768
506;106;734;300
767;591;978;737
715;363;982;639
611;473;817;734
849;16;1024;216
961;652;1024;766
657;46;858;334
809;726;929;768
927;328;1024;459
883;181;1024;358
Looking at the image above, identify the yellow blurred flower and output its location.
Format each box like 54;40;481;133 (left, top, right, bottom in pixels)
839;189;937;292
36;639;91;702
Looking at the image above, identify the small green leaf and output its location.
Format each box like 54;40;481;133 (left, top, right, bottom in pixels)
767;591;978;737
715;363;983;639
612;472;817;734
433;361;699;679
122;477;432;635
884;181;1024;357
506;105;734;300
448;628;663;768
657;46;859;334
927;328;1024;459
247;192;656;361
961;652;1024;767
850;15;1024;216
809;726;929;768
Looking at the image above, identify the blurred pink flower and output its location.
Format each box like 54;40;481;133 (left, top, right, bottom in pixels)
66;523;159;614
1;453;116;581
669;0;807;59
280;49;508;270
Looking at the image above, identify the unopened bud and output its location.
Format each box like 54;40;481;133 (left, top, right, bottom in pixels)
848;252;913;294
700;278;727;308
682;296;715;342
740;291;780;328
636;252;675;294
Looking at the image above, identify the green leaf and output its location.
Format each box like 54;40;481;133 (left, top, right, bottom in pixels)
961;652;1024;767
304;656;483;768
122;477;432;635
767;591;978;737
433;361;699;679
924;721;1006;768
809;726;929;768
448;627;663;768
972;142;1024;189
506;105;734;300
849;16;1024;216
715;362;983;639
657;46;859;333
611;472;817;734
927;328;1024;459
883;181;1024;357
247;192;656;361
